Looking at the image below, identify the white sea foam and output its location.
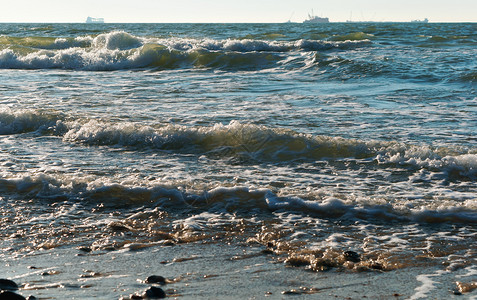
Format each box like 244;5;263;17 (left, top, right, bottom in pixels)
411;270;447;300
295;39;370;51
147;37;368;53
377;149;477;179
0;175;475;224
173;211;233;230
0;47;130;70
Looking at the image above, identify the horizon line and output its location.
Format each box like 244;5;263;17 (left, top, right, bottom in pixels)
1;21;476;24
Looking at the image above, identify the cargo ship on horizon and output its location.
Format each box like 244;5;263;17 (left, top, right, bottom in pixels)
86;16;104;23
303;10;329;23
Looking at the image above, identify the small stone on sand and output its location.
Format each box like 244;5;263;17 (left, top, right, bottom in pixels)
145;275;166;285
78;247;92;253
143;286;166;299
0;291;26;300
344;250;361;263
0;279;18;291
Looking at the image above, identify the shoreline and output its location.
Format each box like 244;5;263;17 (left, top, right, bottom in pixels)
2;241;475;299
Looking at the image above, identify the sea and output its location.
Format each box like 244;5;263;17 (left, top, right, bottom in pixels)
0;22;476;298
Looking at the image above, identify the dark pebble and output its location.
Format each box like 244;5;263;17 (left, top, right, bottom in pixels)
145;275;166;285
261;249;274;255
371;263;383;270
344;250;361;263
0;291;26;300
0;279;18;291
78;247;92;253
144;286;166;299
26;296;37;300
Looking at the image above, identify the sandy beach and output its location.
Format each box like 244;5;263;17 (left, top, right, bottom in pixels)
2;238;475;299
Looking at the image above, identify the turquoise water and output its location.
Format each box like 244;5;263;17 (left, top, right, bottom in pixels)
0;23;476;296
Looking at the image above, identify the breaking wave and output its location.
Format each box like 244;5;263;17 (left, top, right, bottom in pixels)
0;108;63;135
0;31;370;71
2;109;476;180
61;120;477;180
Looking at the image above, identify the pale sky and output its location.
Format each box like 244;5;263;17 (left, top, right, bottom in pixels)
0;0;476;23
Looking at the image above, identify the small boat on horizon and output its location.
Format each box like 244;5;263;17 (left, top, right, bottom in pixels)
411;18;429;23
86;16;104;23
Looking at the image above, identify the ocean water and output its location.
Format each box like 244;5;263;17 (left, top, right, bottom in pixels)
0;22;476;296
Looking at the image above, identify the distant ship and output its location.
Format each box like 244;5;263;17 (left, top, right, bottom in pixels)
86;17;104;23
285;12;296;23
303;10;329;23
411;18;429;23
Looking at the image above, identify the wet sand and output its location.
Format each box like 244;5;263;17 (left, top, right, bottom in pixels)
2;241;474;299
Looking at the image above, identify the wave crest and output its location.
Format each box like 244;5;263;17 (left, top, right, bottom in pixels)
2;109;475;180
0;31;371;71
59;119;477;179
92;31;143;50
0;108;63;135
61;119;379;159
